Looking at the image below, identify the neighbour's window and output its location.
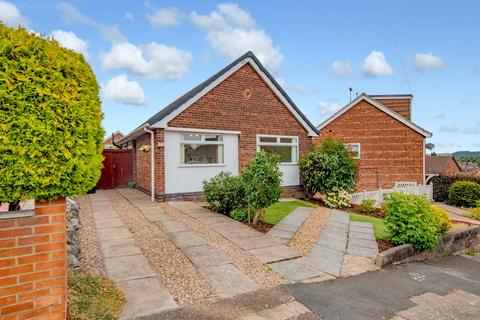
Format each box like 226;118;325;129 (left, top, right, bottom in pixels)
256;135;298;164
180;133;224;165
347;143;361;159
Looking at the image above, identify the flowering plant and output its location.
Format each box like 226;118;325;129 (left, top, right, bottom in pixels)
139;145;150;153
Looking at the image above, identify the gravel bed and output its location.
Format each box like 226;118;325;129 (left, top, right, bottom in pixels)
162;203;286;288
106;190;218;306
340;255;379;277
76;195;106;276
289;207;331;256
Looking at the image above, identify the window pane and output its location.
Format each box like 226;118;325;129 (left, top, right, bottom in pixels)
347;144;360;158
259;136;277;143
260;145;296;163
205;134;222;141
280;137;296;144
182;133;201;141
182;144;223;164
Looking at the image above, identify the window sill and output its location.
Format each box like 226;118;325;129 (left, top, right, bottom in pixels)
280;163;299;166
178;164;227;168
0;209;34;220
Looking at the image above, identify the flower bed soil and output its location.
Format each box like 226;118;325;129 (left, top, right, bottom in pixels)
243;221;273;233
342;204;384;218
378;239;395;252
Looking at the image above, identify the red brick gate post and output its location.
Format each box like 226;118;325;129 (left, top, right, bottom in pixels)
0;199;67;319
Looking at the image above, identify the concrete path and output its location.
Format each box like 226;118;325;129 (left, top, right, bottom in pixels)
89;191;177;319
117;189;258;298
267;207;314;244
168;201;300;264
284;255;480;320
434;202;480;226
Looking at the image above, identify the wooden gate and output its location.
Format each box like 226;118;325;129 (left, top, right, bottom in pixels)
97;149;133;189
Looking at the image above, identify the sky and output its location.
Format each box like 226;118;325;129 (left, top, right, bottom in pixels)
2;0;479;153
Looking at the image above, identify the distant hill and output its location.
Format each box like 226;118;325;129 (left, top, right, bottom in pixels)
452;151;480;159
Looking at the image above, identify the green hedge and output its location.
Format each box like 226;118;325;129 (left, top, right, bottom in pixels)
448;181;480;207
431;175;480;202
0;24;104;203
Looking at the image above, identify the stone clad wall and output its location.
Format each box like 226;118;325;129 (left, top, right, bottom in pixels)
0;199;67;319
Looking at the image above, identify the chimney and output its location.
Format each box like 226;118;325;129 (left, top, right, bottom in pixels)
370;94;413;120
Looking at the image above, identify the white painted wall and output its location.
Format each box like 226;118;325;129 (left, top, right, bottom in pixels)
164;131;239;194
280;164;300;186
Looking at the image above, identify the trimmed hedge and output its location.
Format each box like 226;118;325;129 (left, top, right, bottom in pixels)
0;24;104;203
448;181;480;207
431;175;480;202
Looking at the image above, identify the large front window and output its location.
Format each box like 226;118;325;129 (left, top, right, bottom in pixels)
180;133;224;165
257;135;298;164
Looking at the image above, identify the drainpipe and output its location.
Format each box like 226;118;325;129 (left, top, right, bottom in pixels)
143;127;155;202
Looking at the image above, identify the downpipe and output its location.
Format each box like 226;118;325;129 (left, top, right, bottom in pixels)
143;127;155;202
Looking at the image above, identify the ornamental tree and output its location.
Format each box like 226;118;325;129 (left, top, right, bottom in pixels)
0;24;104;208
299;137;358;198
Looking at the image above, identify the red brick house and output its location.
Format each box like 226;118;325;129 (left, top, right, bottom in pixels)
316;94;432;191
426;155;462;176
103;131;124;149
118;52;319;200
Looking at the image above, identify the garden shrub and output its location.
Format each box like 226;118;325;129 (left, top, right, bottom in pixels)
0;24;104;205
471;207;480;220
242;151;283;224
323;189;351;209
448;181;480;207
299;137;358;198
383;192;440;250
203;172;245;215
431;175;480;202
430;205;451;235
359;199;377;214
230;207;248;222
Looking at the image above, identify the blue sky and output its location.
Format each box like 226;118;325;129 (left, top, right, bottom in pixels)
2;1;479;153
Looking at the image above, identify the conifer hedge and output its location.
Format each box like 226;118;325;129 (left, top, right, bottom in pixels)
0;24;104;204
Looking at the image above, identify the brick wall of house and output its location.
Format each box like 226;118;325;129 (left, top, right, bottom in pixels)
317;99;424;191
373;98;411;120
444;159;462;175
133;63;312;199
0;199;67;319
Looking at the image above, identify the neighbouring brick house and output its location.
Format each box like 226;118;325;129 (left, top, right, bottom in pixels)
119;52;319;200
103;131;124;149
426;155;462;177
316;94;432;191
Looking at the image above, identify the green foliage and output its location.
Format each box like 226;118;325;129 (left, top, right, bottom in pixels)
471;207;480;221
383;192;440;250
430;205;451;235
431;175;480;202
448;181;480;207
203;172;245;215
230;207;248;222
0;24;104;203
299;137;358;198
242;151;283;224
477;200;480;207
323;189;351;209
359;199;377;214
265;200;317;225
349;213;388;240
67;271;125;320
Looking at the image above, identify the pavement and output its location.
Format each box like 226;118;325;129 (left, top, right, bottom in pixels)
434;202;480;226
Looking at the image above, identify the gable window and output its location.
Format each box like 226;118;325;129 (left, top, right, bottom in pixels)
257;135;298;164
180;133;224;165
347;143;361;159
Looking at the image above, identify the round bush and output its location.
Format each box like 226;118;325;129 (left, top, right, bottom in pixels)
0;24;104;203
383;192;440;250
203;172;245;215
430;205;451;235
448;181;480;207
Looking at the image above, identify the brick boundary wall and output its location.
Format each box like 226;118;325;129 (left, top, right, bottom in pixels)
0;199;67;320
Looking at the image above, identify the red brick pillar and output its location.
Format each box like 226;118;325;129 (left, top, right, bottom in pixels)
0;199;67;320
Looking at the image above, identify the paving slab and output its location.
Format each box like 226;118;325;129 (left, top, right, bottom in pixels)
348;230;376;241
184;244;230;268
316;235;347;252
350;221;375;228
350;225;376;233
231;235;279;250
169;230;208;249
268;259;321;282
119;277;177;319
104;254;155;282
101;238;142;258
348;238;378;249
93;210;119;220
267;207;313;242
198;264;258;298
95;217;124;229
157;220;190;234
199;215;232;225
97;226;133;241
249;245;300;264
305;244;344;277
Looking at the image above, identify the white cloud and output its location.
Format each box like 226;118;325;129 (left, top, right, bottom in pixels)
191;3;283;73
58;2;126;43
440;123;459;133
147;8;181;28
51;30;88;56
318;101;343;116
332;60;353;77
100;42;192;80
125;12;134;21
362;51;394;77
0;1;28;28
413;52;444;71
103;74;146;105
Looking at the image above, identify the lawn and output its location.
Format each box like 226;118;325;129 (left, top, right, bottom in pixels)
265;200;317;225
350;213;388;240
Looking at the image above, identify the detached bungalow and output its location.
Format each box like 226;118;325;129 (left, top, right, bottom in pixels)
119;52;319;200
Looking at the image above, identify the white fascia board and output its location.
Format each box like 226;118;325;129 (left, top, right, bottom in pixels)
151;57;318;137
165;127;241;135
317;95;432;138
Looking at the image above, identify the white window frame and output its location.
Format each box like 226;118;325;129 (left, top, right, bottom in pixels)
347;143;361;159
180;133;225;166
256;134;299;165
